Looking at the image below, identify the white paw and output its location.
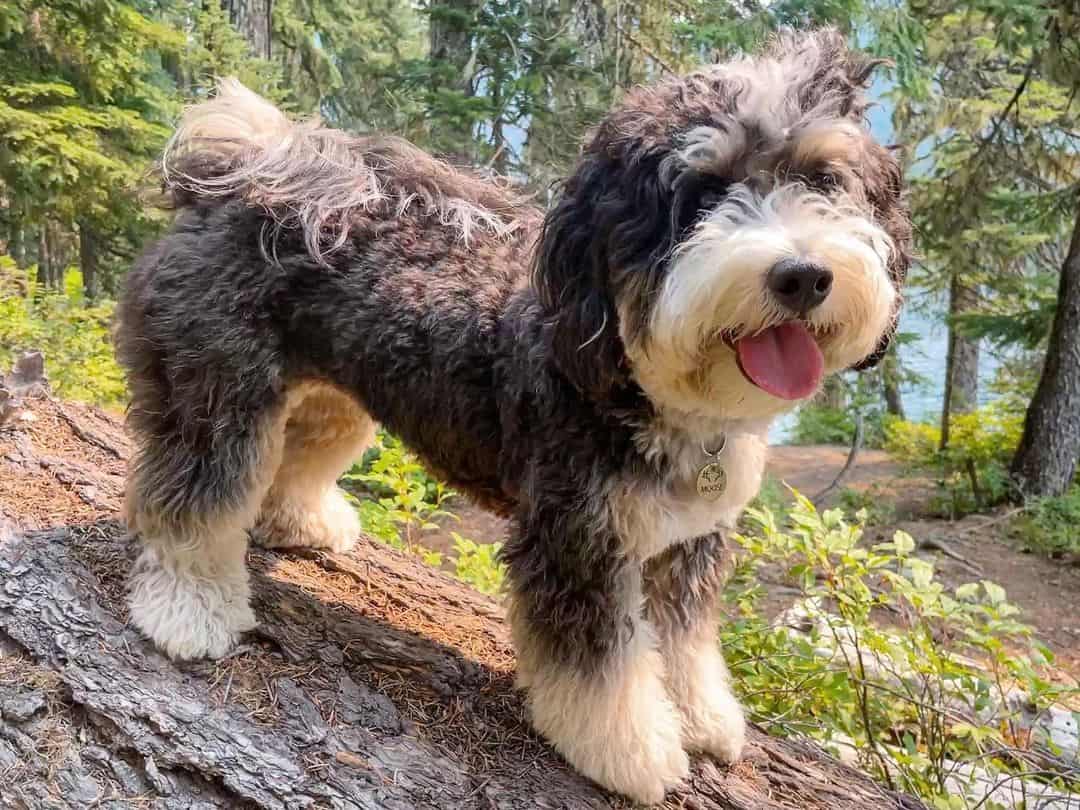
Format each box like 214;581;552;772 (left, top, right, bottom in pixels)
524;646;689;805
128;546;254;660
551;691;689;804
681;684;746;763
318;488;360;553
254;487;359;553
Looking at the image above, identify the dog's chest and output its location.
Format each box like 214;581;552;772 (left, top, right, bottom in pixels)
610;431;768;561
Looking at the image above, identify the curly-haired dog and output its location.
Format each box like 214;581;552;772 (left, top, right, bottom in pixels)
118;29;910;804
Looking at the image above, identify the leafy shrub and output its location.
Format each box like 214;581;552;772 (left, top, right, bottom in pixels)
790;404;886;448
344;432;505;584
0;260;126;408
726;495;1078;808
837;485;896;526
342;431;454;555
883;404;1024;517
749;474;789;521
883;417;941;466
451;533;506;595
1011;485;1080;556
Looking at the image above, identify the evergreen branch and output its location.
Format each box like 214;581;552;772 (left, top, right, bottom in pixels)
611;22;677;76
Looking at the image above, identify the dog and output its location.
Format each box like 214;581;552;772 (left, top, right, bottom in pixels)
117;28;910;804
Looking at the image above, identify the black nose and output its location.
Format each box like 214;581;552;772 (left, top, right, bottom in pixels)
767;258;833;314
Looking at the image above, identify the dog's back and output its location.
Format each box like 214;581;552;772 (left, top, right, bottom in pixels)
118;82;545;528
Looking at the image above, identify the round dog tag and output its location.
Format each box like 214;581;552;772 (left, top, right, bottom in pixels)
696;462;727;500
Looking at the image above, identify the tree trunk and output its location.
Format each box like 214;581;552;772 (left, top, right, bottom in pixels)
1010;206;1080;498
882;346;906;420
428;0;480;163
818;375;846;410
78;220;100;303
35;225;50;290
0;385;930;810
940;277;980;449
223;0;273;59
9;220;27;269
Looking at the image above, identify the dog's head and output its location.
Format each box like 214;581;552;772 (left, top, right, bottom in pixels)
533;29;911;424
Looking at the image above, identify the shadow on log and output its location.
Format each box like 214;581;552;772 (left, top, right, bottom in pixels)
0;378;929;809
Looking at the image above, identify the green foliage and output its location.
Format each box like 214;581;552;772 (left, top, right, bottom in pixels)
0;0;181;293
0;258;125;407
450;533;505;595
1011;486;1080;556
344;432;506;587
884;404;1024;516
882;417;941;467
726;495;1078;807
790;404;886;449
343;431;455;552
749;474;790;521
837;486;896;527
882;0;1080;388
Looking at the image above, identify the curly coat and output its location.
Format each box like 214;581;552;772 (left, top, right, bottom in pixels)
117;29;911;804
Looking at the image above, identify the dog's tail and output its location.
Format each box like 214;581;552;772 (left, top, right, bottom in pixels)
162;79;523;260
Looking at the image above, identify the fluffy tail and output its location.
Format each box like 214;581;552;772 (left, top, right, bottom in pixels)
162;79;524;259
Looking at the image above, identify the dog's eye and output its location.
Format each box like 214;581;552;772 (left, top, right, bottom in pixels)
672;175;730;236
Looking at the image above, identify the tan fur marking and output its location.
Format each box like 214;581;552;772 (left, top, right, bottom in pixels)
253;381;375;553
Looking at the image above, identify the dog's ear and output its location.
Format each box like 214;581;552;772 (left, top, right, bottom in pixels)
532;144;690;399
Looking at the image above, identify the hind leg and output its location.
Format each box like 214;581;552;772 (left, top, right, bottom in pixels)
252;384;374;554
125;398;288;661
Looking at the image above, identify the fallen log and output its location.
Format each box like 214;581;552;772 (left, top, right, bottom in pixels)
0;386;929;809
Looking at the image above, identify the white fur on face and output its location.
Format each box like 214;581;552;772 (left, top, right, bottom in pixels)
623;183;895;422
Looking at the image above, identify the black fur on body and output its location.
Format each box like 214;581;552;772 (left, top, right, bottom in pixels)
120;189;672;671
118;29;910;802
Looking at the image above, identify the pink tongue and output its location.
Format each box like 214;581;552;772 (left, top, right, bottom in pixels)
735;322;824;400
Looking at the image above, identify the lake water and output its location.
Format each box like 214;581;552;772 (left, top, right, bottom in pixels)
771;291;1001;443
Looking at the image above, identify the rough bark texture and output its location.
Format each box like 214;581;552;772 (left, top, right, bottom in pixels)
881;346;905;420
0;385;929;810
940;276;980;448
224;0;273;60
1010;206;1080;497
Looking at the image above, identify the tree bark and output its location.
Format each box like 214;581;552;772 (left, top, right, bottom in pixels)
35;225;51;290
881;346;906;420
78;220;100;303
8;220;27;269
0;388;930;810
1010;206;1080;498
940;276;980;449
223;0;273;59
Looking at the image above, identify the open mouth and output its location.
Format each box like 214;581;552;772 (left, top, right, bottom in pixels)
722;322;831;401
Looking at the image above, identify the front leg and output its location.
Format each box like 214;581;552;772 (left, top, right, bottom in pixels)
503;508;689;804
644;532;746;763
